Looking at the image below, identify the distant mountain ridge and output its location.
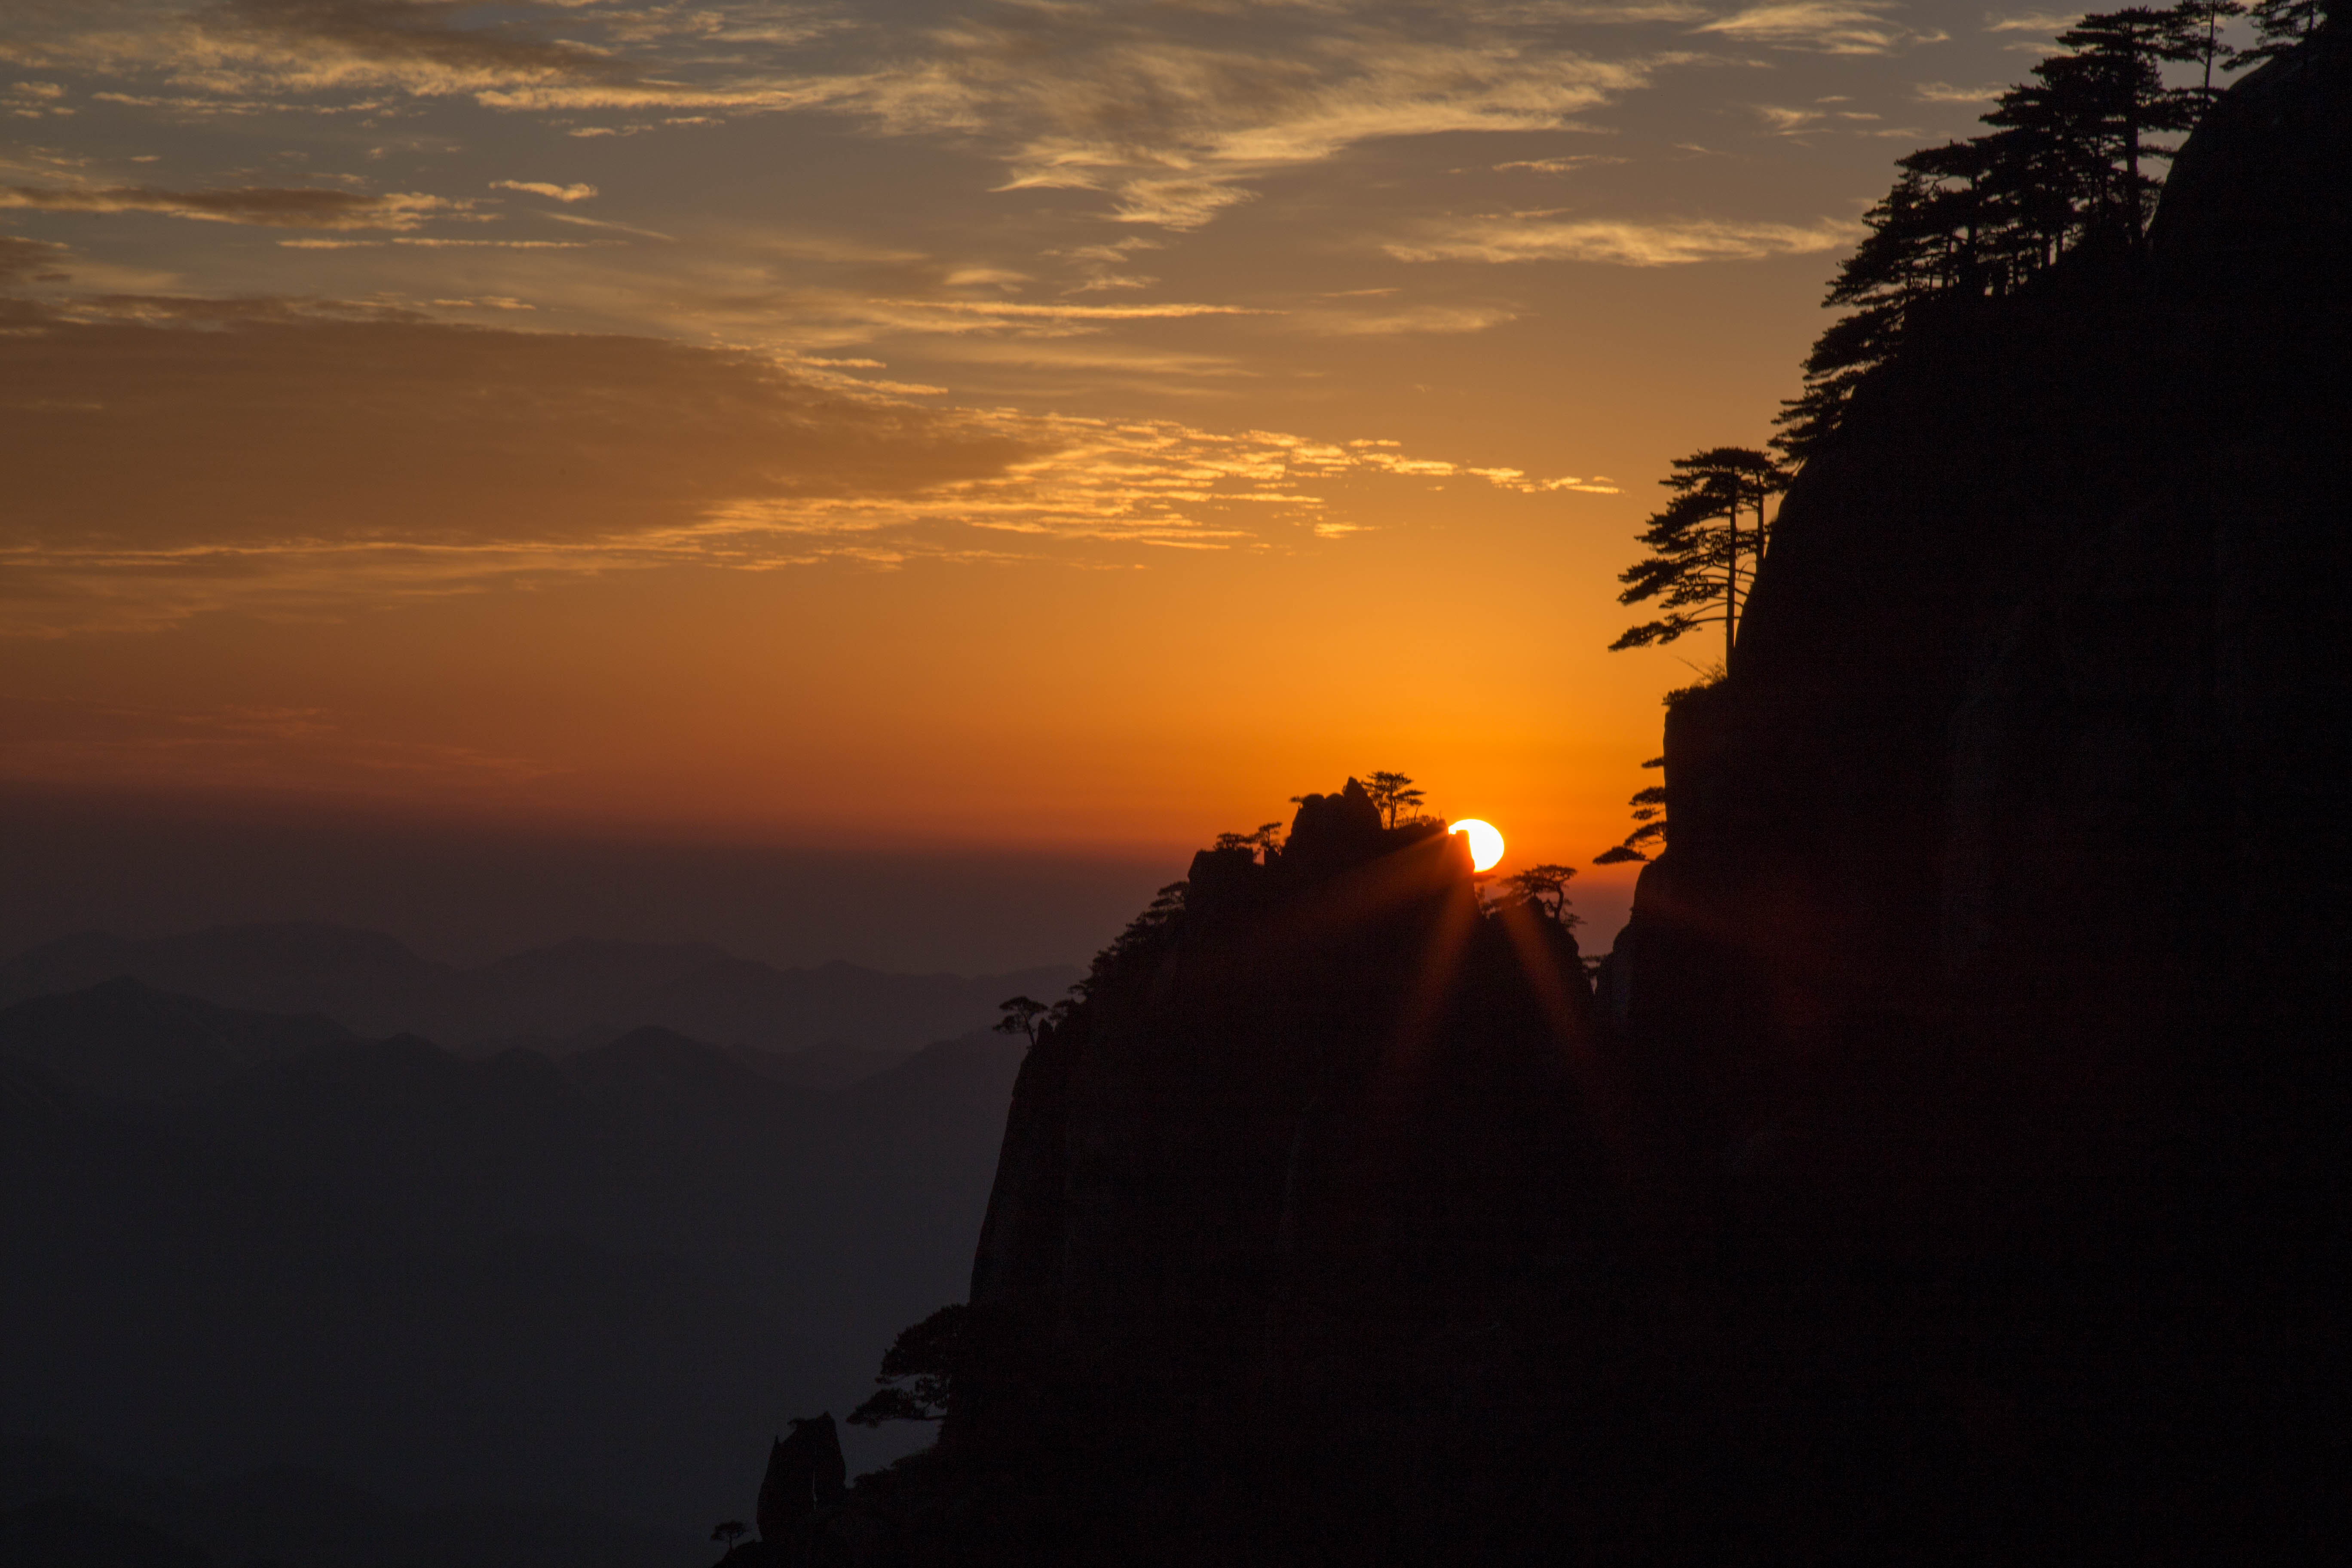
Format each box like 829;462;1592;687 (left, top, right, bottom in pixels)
0;923;1077;1073
0;976;1031;1541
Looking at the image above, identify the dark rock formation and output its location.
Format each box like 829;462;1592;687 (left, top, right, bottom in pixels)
968;781;1598;1400
1598;21;2352;1558
802;28;2352;1565
755;1415;846;1544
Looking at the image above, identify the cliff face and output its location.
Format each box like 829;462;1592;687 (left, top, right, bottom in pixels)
1592;25;2352;1544
1619;25;2352;1105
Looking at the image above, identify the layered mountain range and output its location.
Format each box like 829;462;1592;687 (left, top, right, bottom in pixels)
0;931;1070;1565
0;923;1073;1075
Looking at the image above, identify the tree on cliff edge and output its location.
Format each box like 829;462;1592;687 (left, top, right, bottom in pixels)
1775;3;2227;459
994;996;1052;1047
1364;772;1426;830
1595;756;1668;866
2232;0;2334;69
848;1304;971;1426
1494;864;1582;927
1611;447;1786;669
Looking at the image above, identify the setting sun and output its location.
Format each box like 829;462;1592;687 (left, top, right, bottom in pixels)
1451;818;1505;873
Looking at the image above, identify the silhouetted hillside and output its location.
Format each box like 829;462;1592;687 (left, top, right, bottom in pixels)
0;980;1028;1548
0;924;1075;1065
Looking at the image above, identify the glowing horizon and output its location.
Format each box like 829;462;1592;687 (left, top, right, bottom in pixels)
0;2;2122;949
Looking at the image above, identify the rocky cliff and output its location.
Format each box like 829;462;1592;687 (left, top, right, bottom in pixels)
1599;20;2352;1553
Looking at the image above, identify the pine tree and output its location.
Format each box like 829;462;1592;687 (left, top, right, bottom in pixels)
1363;771;1426;829
2173;0;2246;98
2230;0;2333;70
1773;166;1976;459
1611;447;1787;668
1594;757;1667;866
2053;8;2207;237
1776;6;2225;464
1492;864;1581;927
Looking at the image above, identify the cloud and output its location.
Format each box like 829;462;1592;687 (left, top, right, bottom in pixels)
840;12;1656;229
4;80;74;118
1491;154;1626;174
0;232;74;285
1387;213;1855;265
0;296;1028;631
0;297;1606;633
0;183;464;229
1693;2;1920;55
14;2;1667;231
1749;100;1901;137
888;299;1261;324
173;0;633;98
275;238;603;251
13;0;852;115
1983;11;2078;34
491;179;596;202
1300;302;1520;335
1913;80;2004;103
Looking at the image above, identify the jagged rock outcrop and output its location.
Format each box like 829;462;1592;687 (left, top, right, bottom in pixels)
970;779;1600;1403
753;1414;848;1553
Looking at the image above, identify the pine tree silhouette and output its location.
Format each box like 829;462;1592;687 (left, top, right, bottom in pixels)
1611;447;1787;668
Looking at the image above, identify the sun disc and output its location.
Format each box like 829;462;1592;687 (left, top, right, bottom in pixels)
1451;818;1505;873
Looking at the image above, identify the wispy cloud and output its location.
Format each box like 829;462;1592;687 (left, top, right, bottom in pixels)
1387;212;1855;265
1297;301;1520;335
0;232;74;284
491;179;596;202
1749;98;1906;136
4;79;74;118
14;2;1670;232
1983;10;2080;34
0;298;1609;634
1914;80;2006;103
1491;154;1627;174
1694;2;1926;55
0;182;464;229
848;16;1654;230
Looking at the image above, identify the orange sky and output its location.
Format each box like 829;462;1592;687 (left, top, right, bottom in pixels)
0;3;2155;959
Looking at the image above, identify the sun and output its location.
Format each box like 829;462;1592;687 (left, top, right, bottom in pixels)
1450;818;1505;873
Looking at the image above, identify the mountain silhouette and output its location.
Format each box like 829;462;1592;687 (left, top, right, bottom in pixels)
0;978;1028;1546
0;923;1076;1065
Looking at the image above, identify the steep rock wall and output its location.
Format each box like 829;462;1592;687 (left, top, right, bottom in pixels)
1618;24;2352;1148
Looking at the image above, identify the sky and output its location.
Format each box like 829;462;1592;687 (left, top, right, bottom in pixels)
0;2;2105;967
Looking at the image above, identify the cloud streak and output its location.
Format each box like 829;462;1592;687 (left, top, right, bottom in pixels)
0;183;464;229
1387;212;1855;265
492;179;597;202
1694;2;1926;55
0;233;74;284
0;298;1607;634
15;2;1671;232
